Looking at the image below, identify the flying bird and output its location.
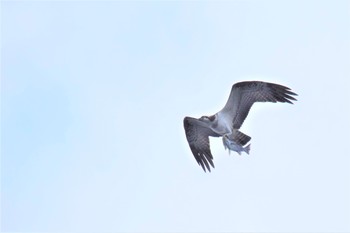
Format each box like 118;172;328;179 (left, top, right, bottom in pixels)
183;81;297;172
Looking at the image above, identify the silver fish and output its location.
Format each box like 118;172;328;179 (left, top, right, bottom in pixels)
223;134;251;155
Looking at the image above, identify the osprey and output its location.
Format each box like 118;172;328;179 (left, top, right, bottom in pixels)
183;81;297;172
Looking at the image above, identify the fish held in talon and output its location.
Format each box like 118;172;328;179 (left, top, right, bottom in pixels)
223;134;251;155
183;81;298;172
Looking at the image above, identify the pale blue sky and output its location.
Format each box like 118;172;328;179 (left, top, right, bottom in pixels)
1;1;350;232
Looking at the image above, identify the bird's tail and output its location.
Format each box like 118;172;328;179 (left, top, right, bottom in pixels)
244;144;251;155
230;130;251;146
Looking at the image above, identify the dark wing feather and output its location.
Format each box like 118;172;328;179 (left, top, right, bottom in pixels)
183;117;217;172
221;81;298;129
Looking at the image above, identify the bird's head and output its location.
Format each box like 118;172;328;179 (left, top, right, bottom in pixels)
199;115;216;122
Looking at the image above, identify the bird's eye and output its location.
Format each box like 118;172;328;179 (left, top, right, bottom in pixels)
208;115;216;121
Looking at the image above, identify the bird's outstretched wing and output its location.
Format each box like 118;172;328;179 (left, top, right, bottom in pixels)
183;117;218;172
220;81;297;129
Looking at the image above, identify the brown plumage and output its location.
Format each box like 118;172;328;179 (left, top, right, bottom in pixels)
184;81;298;172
